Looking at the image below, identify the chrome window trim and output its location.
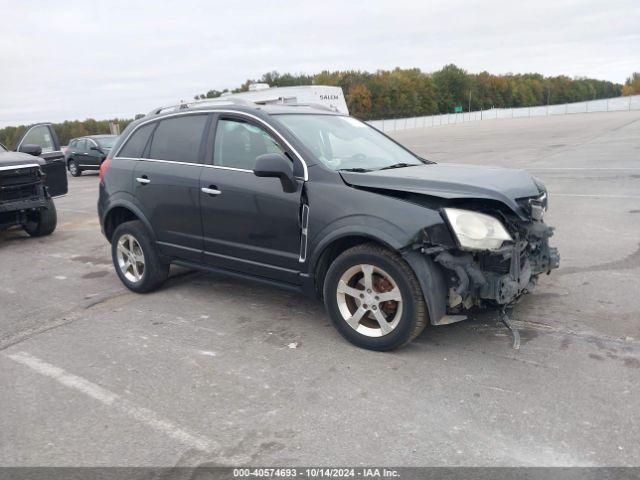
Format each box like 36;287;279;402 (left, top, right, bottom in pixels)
0;163;40;172
112;109;309;180
114;156;303;178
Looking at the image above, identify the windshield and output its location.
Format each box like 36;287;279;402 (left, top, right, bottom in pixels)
276;114;424;171
97;136;117;149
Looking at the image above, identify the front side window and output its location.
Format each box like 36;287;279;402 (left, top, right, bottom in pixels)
276;114;423;172
118;123;155;158
97;136;117;149
21;125;55;153
214;119;285;170
149;115;208;163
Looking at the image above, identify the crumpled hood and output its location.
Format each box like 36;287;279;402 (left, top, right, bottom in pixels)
339;163;542;217
0;151;45;168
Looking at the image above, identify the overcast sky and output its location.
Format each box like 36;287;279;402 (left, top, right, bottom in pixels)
0;0;638;127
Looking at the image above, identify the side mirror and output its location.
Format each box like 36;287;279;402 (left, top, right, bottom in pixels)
19;144;43;156
90;145;102;152
253;153;297;193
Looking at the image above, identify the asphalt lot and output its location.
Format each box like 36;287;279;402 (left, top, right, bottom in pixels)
1;110;639;467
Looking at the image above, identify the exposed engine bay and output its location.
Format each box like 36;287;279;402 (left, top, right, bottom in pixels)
420;192;560;314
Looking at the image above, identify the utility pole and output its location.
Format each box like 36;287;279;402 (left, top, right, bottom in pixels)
547;86;551;106
468;89;472;113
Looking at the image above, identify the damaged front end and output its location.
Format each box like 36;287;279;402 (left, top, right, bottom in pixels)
419;192;560;320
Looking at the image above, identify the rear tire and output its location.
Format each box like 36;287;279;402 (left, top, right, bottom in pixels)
68;160;81;177
111;220;169;293
323;243;428;351
23;199;57;237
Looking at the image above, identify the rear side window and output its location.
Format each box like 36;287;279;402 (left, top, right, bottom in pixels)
148;115;208;163
118;123;155;158
77;139;88;150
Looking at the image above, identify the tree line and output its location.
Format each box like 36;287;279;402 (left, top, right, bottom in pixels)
0;117;138;151
2;65;638;149
196;65;632;120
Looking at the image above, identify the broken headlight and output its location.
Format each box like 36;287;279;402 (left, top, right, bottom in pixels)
443;208;512;251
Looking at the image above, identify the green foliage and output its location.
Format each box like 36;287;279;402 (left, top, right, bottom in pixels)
622;73;640;96
0;118;134;150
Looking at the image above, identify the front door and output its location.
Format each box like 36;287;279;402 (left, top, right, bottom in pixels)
85;139;103;168
200;115;303;284
133;114;210;263
17;123;68;197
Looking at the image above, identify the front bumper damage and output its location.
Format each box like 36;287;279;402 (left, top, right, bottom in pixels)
431;219;560;314
0;165;48;231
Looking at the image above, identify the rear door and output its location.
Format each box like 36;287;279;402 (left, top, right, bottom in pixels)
199;114;303;284
17;123;68;197
133;114;210;263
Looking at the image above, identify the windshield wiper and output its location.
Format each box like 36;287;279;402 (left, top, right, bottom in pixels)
337;167;371;173
377;162;420;171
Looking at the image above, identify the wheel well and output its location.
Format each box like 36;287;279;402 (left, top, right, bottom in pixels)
314;235;389;298
104;206;139;242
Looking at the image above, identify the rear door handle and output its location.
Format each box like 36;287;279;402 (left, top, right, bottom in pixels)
136;176;150;185
201;186;221;196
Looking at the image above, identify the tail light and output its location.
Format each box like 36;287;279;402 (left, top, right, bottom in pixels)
99;157;112;182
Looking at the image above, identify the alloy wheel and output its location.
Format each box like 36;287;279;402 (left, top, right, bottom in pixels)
116;234;145;283
335;264;403;337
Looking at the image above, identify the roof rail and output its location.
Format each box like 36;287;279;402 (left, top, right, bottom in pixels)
146;97;255;116
146;94;342;117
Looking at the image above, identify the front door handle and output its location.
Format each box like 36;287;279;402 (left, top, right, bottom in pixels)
201;186;221;196
136;176;150;185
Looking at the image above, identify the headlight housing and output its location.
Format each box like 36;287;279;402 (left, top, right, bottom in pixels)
443;208;512;251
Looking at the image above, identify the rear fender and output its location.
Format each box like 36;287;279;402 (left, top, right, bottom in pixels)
102;197;156;243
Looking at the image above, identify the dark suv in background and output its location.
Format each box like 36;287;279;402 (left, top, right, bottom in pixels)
98;99;559;351
66;135;117;176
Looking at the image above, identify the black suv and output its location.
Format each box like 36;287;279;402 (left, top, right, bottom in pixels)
98;100;559;351
66;135;117;176
1;123;68;236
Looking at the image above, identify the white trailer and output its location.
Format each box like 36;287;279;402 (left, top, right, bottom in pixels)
222;84;349;114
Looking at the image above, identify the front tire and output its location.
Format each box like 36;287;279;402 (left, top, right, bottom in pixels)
323;243;428;351
23;199;57;237
68;160;81;177
111;220;169;293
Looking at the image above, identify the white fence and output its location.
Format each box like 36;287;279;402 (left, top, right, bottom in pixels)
367;95;640;132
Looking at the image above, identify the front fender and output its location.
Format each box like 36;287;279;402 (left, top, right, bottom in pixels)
402;250;448;325
307;214;412;271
